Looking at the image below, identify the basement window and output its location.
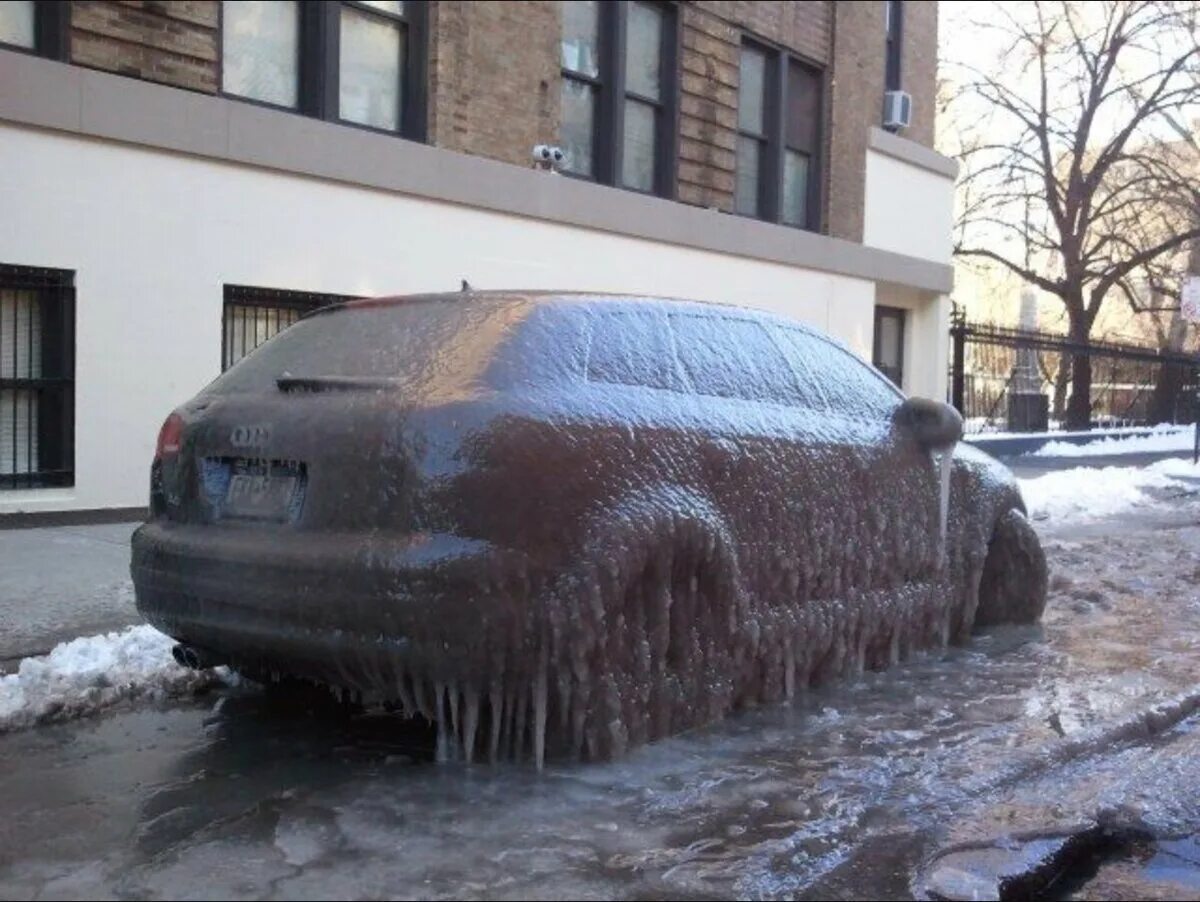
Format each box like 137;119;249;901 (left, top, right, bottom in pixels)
222;285;359;371
0;265;75;490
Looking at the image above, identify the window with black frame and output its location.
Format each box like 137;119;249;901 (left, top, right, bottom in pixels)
873;306;906;389
0;0;67;58
735;39;823;232
560;1;678;197
0;265;75;490
222;285;358;371
220;1;426;140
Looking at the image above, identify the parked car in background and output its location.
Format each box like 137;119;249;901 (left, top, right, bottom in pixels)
132;291;1047;764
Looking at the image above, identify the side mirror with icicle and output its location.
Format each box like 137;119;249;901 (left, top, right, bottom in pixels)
894;397;964;567
894;397;963;450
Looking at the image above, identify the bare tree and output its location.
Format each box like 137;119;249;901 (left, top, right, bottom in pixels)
946;0;1200;429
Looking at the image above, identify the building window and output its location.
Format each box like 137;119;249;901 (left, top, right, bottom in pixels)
735;39;823;231
560;1;678;197
223;285;357;371
873;306;906;388
1;265;75;490
222;1;301;108
885;0;903;93
0;0;68;59
220;1;427;140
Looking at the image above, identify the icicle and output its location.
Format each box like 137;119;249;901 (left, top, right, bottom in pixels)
784;638;795;700
449;681;461;743
434;681;450;763
514;683;528;762
462;687;479;765
488;683;504;764
937;446;954;567
534;647;548;771
395;670;416;718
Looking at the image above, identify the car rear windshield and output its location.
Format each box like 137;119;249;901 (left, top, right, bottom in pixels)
205;298;532;395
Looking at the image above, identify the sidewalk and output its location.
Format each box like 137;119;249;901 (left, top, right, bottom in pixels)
0;521;141;670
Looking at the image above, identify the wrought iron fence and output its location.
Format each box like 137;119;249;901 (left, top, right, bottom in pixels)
948;307;1199;434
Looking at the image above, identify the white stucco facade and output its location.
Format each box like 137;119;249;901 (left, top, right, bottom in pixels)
0;81;957;515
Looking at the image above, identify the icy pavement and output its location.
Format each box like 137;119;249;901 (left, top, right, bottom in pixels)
2;492;1200;899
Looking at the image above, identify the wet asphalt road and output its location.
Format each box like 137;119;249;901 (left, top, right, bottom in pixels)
2;503;1200;900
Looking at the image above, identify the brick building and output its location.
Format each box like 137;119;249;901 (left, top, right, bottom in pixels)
0;0;956;517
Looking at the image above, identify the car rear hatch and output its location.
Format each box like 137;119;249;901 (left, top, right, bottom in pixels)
154;296;528;532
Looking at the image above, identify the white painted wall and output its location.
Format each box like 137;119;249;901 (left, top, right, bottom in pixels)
0;124;886;513
863;150;955;264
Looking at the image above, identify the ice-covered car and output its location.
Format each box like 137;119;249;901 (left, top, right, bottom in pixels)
132;291;1047;763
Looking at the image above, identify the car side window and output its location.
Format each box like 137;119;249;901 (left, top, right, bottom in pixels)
771;326;901;419
669;314;801;404
586;311;684;391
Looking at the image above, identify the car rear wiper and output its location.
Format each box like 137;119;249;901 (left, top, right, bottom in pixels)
276;375;404;392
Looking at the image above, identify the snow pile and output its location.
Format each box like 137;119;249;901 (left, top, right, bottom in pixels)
1028;424;1194;458
1018;459;1200;522
0;625;224;731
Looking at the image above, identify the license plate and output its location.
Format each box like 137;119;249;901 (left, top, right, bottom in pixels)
219;461;304;521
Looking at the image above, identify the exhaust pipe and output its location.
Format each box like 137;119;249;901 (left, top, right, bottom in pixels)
171;643;224;670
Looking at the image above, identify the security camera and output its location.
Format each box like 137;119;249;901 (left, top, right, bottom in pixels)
532;144;568;172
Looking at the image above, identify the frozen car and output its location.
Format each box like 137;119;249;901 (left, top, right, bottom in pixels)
132;291;1047;763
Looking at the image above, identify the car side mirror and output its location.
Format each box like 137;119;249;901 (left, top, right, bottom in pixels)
895;397;963;450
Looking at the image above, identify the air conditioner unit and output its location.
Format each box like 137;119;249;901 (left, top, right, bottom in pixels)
882;90;912;130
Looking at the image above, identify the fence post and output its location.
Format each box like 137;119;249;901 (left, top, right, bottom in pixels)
950;318;966;415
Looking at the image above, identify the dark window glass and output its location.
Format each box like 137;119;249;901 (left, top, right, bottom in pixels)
221;1;425;141
222;0;300;108
735;135;762;217
586;312;681;391
562;79;598;177
222;286;357;371
873;306;906;388
735;44;768;217
561;0;601;177
736;39;823;232
339;4;406;131
0;265;74;490
671;315;799;403
773;326;901;418
560;1;676;197
0;1;34;48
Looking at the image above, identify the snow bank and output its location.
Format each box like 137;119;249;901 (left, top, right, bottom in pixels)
0;625;225;732
1027;425;1195;458
1018;459;1200;522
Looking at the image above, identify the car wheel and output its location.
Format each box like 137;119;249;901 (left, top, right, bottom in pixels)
974;507;1048;628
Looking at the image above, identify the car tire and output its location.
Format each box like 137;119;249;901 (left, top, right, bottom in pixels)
974;507;1048;628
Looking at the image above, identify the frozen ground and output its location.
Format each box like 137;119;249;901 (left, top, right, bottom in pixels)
1;470;1199;899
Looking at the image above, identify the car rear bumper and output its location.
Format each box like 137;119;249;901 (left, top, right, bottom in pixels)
131;521;533;694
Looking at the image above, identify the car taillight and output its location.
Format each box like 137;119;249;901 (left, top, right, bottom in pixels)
155;412;184;461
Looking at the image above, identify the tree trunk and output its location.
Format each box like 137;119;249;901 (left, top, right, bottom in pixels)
1052;355;1071;422
1064;316;1092;430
